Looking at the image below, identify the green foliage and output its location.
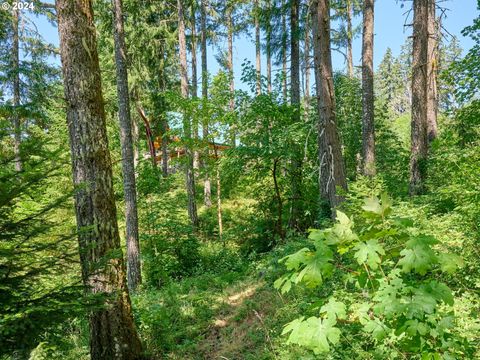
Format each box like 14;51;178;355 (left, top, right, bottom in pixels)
275;195;473;358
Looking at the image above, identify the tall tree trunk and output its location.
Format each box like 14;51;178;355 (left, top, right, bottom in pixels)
158;50;169;177
361;0;375;176
346;0;354;77
12;8;21;172
289;0;302;229
426;0;438;142
304;14;311;109
273;158;285;240
227;7;236;147
254;0;261;95
282;0;288;101
179;0;200;227
56;1;143;358
213;144;223;242
191;1;200;169
266;0;272;93
312;0;348;214
132;112;139;170
410;0;428;195
112;0;141;290
200;0;212;207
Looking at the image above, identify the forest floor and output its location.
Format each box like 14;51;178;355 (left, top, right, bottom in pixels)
132;240;309;360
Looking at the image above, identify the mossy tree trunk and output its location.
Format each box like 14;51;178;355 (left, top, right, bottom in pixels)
56;1;143;358
312;0;348;214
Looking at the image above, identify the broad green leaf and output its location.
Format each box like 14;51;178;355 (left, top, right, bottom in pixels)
280;247;310;270
354;240;385;270
362;197;382;215
380;192;393;216
403;319;428;336
425;281;454;306
295;243;334;288
284;316;341;354
320;298;346;320
281;316;305;336
406;287;437;319
398;235;438;275
363;318;389;341
308;230;326;242
437;253;464;274
336;210;351;225
373;275;405;318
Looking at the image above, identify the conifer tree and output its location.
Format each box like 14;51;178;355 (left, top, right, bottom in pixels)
56;1;143;357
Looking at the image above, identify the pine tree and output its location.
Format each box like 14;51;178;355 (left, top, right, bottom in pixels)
56;1;143;357
361;0;375;176
112;0;142;290
312;0;348;213
410;0;429;195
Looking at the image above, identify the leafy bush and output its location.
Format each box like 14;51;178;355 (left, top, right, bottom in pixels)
274;194;473;358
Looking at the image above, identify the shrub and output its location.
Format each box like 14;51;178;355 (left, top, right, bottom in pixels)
274;194;472;358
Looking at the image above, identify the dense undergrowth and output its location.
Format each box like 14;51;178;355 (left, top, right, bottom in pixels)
24;165;480;359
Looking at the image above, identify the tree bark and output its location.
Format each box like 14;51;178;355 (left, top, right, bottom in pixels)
304;14;311;109
136;106;157;168
191;1;200;169
346;0;354;77
273;158;285;240
426;0;438;142
254;0;262;95
112;0;141;290
12;7;22;172
179;0;200;227
282;0;288;101
213;144;223;242
227;6;236;147
56;1;143;358
312;0;348;213
157;50;169;177
410;0;428;195
288;0;302;229
200;0;212;207
266;0;272;93
361;0;375;176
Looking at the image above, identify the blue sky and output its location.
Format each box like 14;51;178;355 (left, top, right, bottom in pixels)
32;0;478;93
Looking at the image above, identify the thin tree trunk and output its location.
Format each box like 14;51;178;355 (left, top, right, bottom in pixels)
312;0;348;214
282;0;288;101
346;0;354;77
361;0;375;176
304;14;311;109
160;117;169;177
227;6;236;147
266;0;272;93
213;144;223;242
12;8;21;172
410;0;428;195
137;106;157;168
112;0;141;290
191;1;200;169
132;112;139;170
289;0;302;229
201;0;212;207
56;1;143;358
273;158;285;240
426;0;438;142
254;0;261;95
179;0;200;227
158;50;169;177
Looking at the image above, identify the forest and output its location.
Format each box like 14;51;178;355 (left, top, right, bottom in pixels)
1;0;479;359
